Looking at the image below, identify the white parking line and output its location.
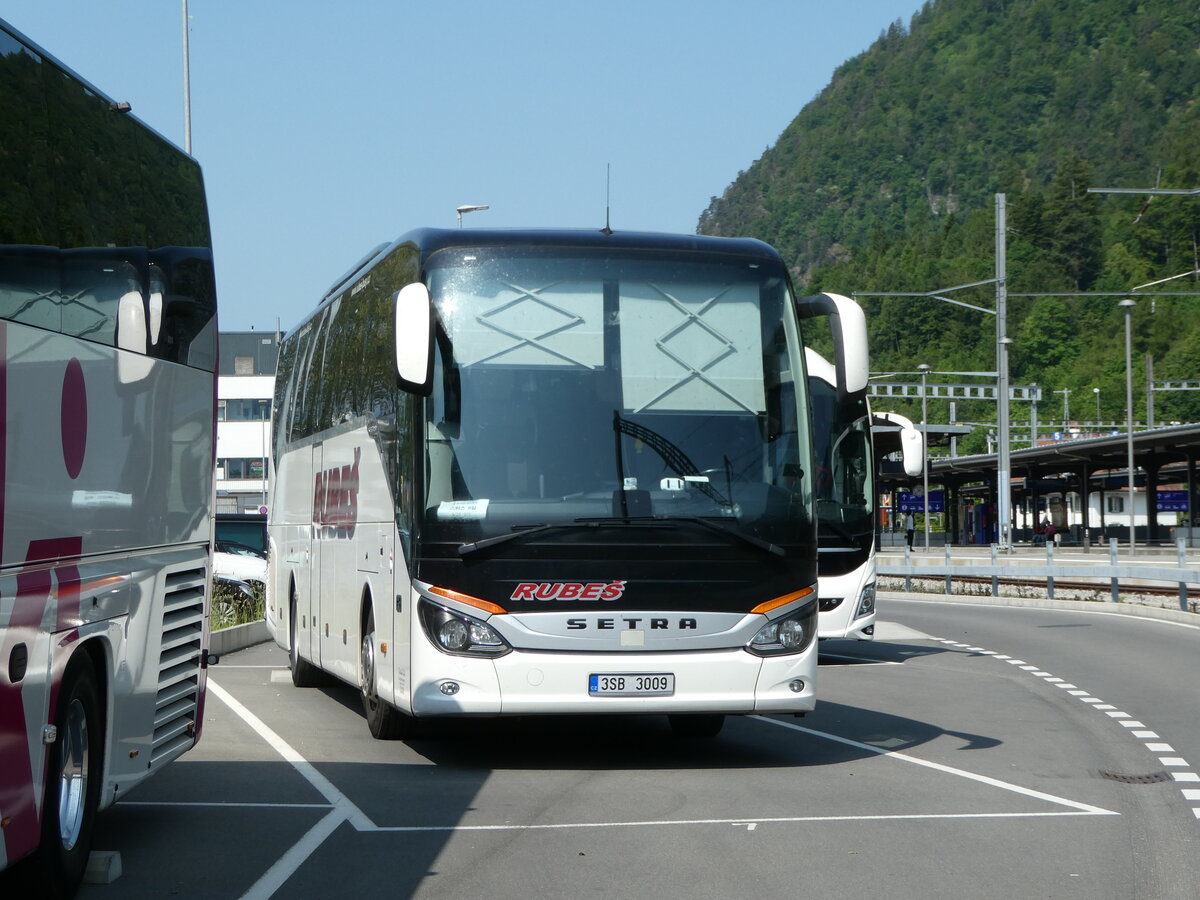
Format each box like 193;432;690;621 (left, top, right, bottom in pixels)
206;680;371;829
205;666;1122;900
246;809;348;900
206;679;371;900
753;717;1117;816
368;809;1115;833
819;652;903;666
123;801;330;810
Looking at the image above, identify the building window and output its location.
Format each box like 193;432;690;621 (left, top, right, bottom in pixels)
1107;496;1125;514
221;398;272;421
217;458;267;480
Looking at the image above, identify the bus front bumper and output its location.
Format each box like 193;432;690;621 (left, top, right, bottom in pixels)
408;646;817;717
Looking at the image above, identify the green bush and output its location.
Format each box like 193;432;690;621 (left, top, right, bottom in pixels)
211;578;265;631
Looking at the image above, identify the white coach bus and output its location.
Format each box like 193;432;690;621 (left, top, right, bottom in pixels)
0;20;217;894
267;228;867;739
807;348;922;640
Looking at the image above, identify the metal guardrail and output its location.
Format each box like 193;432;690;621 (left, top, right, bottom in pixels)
877;538;1199;611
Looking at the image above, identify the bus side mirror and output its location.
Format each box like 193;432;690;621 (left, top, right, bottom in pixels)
795;292;869;395
899;423;925;477
872;411;926;477
394;283;434;395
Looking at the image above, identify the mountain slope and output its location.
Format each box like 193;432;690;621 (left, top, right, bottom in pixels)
698;0;1200;445
699;0;1198;280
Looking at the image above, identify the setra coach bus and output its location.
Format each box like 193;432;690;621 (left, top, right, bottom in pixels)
266;228;867;739
807;347;923;641
0;19;217;895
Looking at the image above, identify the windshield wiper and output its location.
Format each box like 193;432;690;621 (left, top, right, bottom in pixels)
458;523;588;557
818;520;862;546
459;516;786;559
576;515;785;558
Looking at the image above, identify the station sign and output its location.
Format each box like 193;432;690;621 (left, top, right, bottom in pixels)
899;490;944;513
1156;490;1189;512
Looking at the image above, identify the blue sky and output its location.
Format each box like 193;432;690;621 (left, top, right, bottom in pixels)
4;1;921;332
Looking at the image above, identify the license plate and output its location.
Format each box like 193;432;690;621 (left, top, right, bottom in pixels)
588;673;675;696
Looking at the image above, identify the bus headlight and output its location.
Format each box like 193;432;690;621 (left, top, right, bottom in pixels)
419;600;511;657
746;602;817;656
856;582;877;618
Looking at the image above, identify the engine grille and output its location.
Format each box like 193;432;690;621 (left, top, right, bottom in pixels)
151;566;205;765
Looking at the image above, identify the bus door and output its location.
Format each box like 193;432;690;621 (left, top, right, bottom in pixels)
281;439;317;668
313;438;359;685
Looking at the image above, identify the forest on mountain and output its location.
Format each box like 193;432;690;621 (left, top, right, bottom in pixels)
698;0;1200;452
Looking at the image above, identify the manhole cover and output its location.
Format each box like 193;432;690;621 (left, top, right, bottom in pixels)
1098;769;1172;784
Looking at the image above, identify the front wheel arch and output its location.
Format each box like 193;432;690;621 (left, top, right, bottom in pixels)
360;591;415;740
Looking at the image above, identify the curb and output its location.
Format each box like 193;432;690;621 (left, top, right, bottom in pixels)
880;590;1200;628
210;619;270;655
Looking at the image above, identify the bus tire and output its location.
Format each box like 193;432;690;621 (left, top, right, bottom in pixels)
668;713;725;739
360;610;415;740
35;653;104;898
289;588;328;688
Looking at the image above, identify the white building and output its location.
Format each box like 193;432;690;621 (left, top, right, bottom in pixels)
216;331;279;516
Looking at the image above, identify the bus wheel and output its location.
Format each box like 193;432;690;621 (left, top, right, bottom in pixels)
668;714;725;739
36;654;103;897
289;589;328;688
360;612;413;740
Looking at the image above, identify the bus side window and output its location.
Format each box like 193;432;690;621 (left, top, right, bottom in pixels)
272;335;298;455
291;310;329;441
286;326;315;442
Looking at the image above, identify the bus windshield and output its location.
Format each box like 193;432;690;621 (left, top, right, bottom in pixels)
810;381;873;545
421;248;813;550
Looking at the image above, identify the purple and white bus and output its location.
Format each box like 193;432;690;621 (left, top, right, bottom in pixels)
0;19;217;894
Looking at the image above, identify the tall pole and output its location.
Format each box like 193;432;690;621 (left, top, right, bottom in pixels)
182;0;192;154
919;364;931;550
995;194;1012;550
1146;354;1154;428
1121;299;1137;551
1030;386;1038;447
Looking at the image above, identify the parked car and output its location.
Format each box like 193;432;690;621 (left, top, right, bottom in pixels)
213;540;267;588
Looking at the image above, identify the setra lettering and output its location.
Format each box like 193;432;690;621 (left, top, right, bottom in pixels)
560;617;702;632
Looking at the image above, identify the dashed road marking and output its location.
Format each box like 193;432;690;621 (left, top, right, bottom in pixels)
924;632;1200;824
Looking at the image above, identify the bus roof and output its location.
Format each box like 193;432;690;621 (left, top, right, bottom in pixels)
320;228;787;306
397;227;781;259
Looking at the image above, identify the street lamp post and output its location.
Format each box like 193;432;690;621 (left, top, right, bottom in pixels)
918;363;932;550
1120;299;1137;552
457;204;490;227
995;195;1013;550
1093;387;1101;428
181;0;192;154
